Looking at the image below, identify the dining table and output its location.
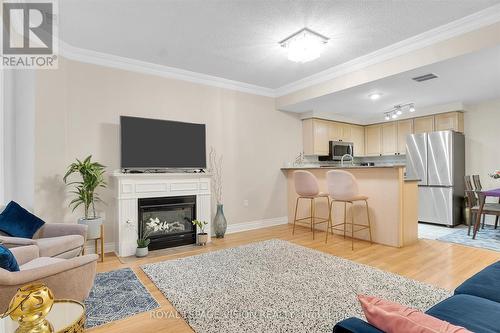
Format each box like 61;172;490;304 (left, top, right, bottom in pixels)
473;187;500;239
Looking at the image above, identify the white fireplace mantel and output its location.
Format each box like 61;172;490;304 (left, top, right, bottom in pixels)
112;171;211;257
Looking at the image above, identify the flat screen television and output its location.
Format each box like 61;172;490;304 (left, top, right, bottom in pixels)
120;116;206;169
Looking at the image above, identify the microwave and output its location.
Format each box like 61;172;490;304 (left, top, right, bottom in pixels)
322;141;354;160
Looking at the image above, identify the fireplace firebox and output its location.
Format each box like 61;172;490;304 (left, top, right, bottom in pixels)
138;195;196;250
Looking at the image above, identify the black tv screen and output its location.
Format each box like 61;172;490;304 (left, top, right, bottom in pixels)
120;116;206;169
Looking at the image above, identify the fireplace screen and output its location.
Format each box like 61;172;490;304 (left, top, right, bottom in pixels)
138;195;196;250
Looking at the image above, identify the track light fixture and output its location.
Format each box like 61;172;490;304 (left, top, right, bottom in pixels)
383;103;416;120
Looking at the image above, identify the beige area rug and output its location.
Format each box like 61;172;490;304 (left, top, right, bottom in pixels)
141;239;451;333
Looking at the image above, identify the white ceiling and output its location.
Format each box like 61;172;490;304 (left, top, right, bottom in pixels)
284;44;500;124
59;0;500;89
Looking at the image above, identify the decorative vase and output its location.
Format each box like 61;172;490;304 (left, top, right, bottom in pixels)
8;283;54;333
78;216;103;240
213;204;227;238
135;247;148;257
197;233;208;246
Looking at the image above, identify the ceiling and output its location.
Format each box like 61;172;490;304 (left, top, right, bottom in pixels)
59;0;500;89
283;44;500;124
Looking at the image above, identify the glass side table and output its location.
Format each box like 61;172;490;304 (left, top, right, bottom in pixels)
0;300;85;333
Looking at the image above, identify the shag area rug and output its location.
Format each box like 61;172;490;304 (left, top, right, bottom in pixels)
141;239;451;333
84;268;159;328
438;225;500;252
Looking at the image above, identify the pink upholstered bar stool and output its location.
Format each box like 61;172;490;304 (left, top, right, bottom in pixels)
292;170;330;239
325;170;372;250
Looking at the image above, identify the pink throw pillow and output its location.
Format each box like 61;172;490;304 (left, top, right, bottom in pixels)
358;295;471;333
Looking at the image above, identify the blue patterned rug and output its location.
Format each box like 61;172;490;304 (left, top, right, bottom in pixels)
84;268;159;328
437;225;500;252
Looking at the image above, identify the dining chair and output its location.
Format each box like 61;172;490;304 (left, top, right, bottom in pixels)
472;174;500;230
292;170;330;239
465;175;500;237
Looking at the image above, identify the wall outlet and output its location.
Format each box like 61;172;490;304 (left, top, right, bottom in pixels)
243;200;249;207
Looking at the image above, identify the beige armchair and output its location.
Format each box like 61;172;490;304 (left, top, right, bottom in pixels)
0;223;87;259
0;245;97;311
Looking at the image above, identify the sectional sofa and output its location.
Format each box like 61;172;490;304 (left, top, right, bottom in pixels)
334;261;500;333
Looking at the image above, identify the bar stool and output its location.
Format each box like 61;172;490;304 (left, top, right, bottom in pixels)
325;170;372;250
292;170;330;239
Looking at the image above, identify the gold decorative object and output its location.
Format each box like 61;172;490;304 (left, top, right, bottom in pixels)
6;283;55;333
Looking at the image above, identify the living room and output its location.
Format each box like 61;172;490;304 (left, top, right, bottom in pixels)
1;1;500;332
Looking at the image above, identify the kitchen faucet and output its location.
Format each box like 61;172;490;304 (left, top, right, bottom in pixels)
341;154;354;167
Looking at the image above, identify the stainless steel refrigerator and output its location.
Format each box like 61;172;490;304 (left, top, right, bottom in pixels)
406;130;465;227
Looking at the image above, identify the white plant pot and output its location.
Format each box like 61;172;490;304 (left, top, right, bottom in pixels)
197;233;208;246
78;217;103;240
136;247;148;257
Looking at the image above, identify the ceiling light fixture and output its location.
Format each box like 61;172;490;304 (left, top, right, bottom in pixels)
279;28;329;63
369;93;382;100
383;103;416;121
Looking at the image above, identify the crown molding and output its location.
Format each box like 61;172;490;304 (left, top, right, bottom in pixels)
274;3;500;97
59;41;276;97
58;3;500;100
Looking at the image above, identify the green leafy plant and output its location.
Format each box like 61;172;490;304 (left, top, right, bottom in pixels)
63;155;106;219
136;217;166;248
192;220;208;234
137;237;150;248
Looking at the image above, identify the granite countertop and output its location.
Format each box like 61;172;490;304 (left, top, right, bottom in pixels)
403;177;420;182
280;164;406;170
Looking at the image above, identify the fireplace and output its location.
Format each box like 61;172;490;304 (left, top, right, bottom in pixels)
138;195;197;250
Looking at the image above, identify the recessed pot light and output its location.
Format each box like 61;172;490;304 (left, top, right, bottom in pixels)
369;93;382;100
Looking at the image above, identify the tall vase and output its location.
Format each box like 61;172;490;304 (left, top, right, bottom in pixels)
213;204;227;238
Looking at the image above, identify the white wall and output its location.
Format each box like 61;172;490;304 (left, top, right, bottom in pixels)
464;98;500;224
1;70;36;210
34;58;302;243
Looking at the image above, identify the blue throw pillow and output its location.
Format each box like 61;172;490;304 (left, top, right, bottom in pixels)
0;201;45;239
0;244;20;272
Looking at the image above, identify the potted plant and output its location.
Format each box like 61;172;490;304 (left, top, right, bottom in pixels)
63;156;106;239
135;217;167;257
136;233;151;257
192;220;208;245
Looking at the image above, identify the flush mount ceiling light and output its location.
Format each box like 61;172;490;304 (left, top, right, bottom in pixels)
369;93;382;100
279;28;329;63
384;103;416;120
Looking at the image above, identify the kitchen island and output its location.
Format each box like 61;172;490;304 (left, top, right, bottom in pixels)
281;165;418;247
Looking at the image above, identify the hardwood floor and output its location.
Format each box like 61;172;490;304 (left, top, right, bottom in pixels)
89;224;500;333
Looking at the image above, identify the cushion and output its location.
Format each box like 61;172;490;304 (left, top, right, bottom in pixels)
454;261;500;303
35;235;84;257
358;295;471;333
0;201;45;239
426;294;500;333
20;257;65;270
333;317;384;333
0;244;20;272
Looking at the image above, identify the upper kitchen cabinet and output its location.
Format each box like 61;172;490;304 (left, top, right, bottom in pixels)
302;118;329;155
414;116;435;134
397;119;413;154
381;122;398;155
434;111;464;133
351;125;365;156
328;122;351;141
365;124;382;156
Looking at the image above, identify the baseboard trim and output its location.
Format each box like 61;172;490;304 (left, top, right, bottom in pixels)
225;216;288;234
84;242;115;254
84;217;288;254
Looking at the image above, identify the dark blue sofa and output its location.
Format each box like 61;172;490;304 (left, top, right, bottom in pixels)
333;261;500;333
